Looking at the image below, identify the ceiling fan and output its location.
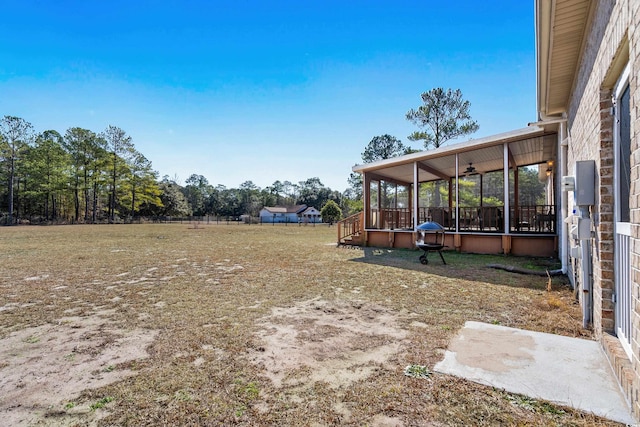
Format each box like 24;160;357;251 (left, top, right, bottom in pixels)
464;163;477;175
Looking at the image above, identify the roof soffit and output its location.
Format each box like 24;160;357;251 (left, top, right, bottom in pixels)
353;130;556;184
536;0;593;117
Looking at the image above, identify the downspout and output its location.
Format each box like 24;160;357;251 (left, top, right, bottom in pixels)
559;120;570;276
529;115;570;274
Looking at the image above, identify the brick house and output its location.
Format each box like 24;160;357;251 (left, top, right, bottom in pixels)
536;0;640;417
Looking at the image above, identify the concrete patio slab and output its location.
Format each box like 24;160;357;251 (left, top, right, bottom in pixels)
433;321;636;425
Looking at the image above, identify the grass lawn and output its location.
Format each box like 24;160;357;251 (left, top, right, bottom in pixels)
0;223;623;426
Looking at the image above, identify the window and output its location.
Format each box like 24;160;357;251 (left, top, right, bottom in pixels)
616;82;631;223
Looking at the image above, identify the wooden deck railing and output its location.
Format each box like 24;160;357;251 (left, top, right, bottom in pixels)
378;208;412;230
337;211;364;245
509;205;556;233
363;204;556;234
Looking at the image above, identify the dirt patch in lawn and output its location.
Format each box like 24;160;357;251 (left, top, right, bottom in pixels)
252;298;410;387
251;298;412;424
0;311;157;426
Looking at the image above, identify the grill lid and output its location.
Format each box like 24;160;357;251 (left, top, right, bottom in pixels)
417;221;445;231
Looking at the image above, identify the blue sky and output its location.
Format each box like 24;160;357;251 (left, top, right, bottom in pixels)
1;1;536;192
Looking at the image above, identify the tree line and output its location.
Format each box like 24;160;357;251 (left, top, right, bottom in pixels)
0;115;357;225
0;116;164;225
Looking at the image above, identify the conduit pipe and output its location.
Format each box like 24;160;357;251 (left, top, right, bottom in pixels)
579;205;593;328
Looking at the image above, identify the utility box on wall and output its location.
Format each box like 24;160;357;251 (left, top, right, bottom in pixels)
561;176;576;192
577;217;592;240
574;160;595;206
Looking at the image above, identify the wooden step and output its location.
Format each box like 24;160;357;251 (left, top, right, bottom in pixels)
342;235;363;246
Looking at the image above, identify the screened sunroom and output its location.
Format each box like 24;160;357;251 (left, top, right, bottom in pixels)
343;126;559;256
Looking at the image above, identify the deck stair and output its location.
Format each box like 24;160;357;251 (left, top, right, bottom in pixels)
337;212;364;246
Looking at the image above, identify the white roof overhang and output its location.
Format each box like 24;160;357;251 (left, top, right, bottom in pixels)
352;126;556;185
536;0;594;118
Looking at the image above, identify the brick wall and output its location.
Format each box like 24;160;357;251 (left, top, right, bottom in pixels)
597;89;615;336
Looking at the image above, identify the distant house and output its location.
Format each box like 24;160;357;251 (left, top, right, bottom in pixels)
259;205;308;223
300;206;322;223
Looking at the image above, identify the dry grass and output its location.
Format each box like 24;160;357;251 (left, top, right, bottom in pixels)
0;224;622;426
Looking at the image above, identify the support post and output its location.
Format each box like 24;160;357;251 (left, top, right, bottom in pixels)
455;154;460;232
363;173;371;229
413;161;419;229
503;143;510;234
377;179;382;229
